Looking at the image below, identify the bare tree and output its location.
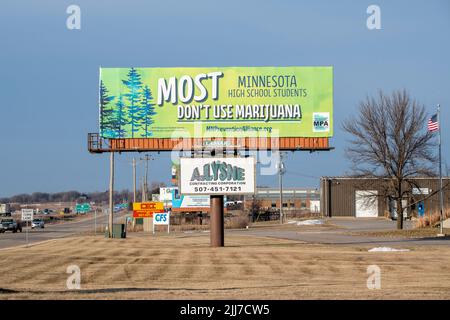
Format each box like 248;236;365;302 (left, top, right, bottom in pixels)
342;90;436;229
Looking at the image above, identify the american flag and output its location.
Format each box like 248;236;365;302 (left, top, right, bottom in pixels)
428;114;439;132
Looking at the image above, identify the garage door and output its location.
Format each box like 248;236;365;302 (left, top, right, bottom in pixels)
355;190;378;217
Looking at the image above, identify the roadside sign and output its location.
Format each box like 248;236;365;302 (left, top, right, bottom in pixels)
21;209;34;221
153;212;170;234
154;212;170;225
179;157;256;195
133;202;164;218
21;209;34;248
75;203;91;213
159;187;177;201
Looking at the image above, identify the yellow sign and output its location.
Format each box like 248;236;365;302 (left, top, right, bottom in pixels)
133;202;164;218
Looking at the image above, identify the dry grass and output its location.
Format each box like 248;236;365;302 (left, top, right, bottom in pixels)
225;213;250;229
415;209;450;228
1;233;450;300
349;228;450;238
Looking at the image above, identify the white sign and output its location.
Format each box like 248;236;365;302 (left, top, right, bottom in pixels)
412;188;430;195
153;212;170;225
173;194;210;208
159;187;177;201
179;157;256;195
21;209;34;221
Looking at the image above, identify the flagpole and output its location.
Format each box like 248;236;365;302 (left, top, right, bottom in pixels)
438;104;444;236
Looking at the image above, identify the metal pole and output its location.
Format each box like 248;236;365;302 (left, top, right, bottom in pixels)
144;155;148;202
438;104;444;235
210;195;224;247
133;158;137;203
26;220;29;247
94;208;97;235
109;152;114;238
279;153;284;224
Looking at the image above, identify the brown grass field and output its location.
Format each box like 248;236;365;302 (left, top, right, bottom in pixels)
0;232;449;300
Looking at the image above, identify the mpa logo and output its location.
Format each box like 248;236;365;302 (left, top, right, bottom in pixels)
313;112;330;132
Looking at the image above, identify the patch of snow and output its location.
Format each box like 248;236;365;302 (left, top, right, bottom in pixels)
368;247;410;252
287;220;297;224
296;219;324;226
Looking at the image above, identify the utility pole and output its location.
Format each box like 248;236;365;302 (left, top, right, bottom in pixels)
140;154;152;202
132;157;137;203
108;152;114;238
141;178;145;202
278;152;285;224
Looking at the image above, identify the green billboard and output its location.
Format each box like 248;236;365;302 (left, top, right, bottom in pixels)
99;66;333;138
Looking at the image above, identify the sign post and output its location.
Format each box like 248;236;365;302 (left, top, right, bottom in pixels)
210;195;224;247
153;212;170;234
21;209;33;247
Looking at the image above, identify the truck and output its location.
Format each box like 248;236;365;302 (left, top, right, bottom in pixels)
0;204;11;217
0;218;22;233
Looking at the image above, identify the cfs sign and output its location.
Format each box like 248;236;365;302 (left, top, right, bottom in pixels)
133;202;164;218
154;212;170;225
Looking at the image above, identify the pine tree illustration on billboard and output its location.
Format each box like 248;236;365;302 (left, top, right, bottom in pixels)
99;66;333;138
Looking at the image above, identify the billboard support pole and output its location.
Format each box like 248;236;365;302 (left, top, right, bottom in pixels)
210;195;224;247
108;152;114;238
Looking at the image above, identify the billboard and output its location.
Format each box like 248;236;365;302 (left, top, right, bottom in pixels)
99;66;333;139
179;157;256;195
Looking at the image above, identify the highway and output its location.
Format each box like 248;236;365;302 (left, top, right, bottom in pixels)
0;210;129;249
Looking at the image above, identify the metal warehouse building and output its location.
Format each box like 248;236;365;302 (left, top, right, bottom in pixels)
320;177;450;218
245;187;320;212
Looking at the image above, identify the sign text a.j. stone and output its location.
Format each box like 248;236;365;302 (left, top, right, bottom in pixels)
179;157;255;195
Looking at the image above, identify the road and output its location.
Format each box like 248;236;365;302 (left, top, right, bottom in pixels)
2;215;448;249
0;211;129;249
230;217;450;246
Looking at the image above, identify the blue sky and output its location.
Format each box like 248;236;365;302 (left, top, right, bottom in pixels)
0;0;449;197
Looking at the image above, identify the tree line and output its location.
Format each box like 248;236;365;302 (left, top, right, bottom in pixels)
0;183;166;204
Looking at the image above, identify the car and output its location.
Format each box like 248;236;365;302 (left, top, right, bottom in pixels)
31;218;45;229
0;219;22;233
